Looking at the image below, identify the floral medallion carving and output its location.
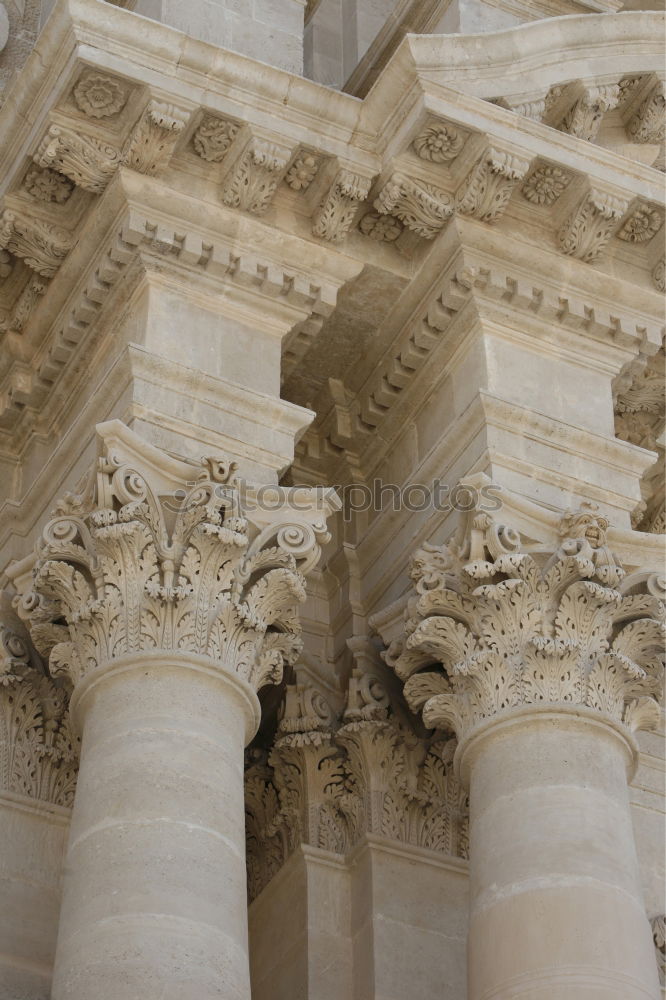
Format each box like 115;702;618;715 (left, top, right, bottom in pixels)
73;72;128;119
192;115;239;162
521;165;571;206
285;154;320;191
358;211;403;242
617;204;664;244
23;165;74;204
412;123;465;163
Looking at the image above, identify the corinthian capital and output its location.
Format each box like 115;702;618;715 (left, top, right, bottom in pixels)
16;423;338;695
0;606;79;807
382;498;665;748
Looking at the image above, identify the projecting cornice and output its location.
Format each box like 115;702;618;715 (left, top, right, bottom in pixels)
0;1;663;465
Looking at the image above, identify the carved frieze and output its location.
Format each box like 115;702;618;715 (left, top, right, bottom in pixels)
373;173;453;239
122;100;191;175
559;187;629;263
456;148;530;223
382;502;665;745
312;168;372;242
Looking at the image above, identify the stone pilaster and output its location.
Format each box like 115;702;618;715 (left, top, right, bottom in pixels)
14;421;339;1000
0;601;76;998
381;498;664;1000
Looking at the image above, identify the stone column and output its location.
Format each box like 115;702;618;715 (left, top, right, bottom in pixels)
383;502;664;1000
17;423;338;1000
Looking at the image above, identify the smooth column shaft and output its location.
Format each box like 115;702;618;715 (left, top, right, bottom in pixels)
464;711;660;1000
51;654;258;1000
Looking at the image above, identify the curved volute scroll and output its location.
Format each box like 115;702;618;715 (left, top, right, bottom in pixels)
15;423;340;701
382;497;665;762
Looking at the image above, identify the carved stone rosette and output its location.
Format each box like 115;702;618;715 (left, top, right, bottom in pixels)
384;504;665;751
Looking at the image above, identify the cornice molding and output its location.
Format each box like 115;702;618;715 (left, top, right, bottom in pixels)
0;171;361;449
0;5;663;376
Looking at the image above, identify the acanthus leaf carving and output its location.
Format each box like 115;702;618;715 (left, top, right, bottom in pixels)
0;618;79;808
456;148;530;223
220;134;292;215
0;209;74;278
381;496;665;746
626;80;665;144
19;451;331;694
373;172;453;239
492;95;547;122
559;187;629;263
122;100;191;176
244;665;470;898
337;676;468;856
557;84;620;141
312;168;372;242
34;125;122;194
